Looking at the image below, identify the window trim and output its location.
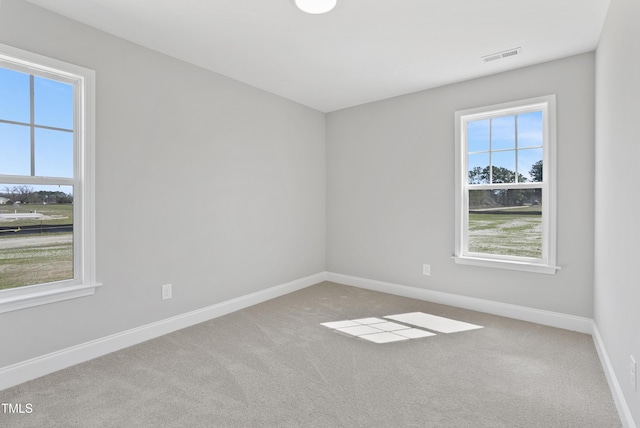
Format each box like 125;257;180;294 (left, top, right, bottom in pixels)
453;95;559;274
0;43;100;313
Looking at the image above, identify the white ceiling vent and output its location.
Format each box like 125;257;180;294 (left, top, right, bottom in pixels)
482;47;522;63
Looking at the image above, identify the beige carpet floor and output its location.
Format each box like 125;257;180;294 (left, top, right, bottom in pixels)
0;281;621;427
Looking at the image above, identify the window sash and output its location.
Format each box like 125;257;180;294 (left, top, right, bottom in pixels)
0;71;75;179
1;63;81;287
463;189;546;260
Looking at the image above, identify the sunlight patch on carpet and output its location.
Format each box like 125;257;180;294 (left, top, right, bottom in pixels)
360;332;410;343
385;312;483;333
321;312;482;343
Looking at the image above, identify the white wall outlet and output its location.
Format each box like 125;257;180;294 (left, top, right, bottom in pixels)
161;283;172;300
631;355;637;392
422;264;431;276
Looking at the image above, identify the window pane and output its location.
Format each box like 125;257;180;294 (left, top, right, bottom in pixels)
0;184;74;290
468;188;542;258
517;111;543;148
0;67;30;123
491;116;515;150
468;119;489;152
0;122;31;175
518;148;543;182
491;150;516;183
34;76;73;130
468;152;489;184
35;128;73;178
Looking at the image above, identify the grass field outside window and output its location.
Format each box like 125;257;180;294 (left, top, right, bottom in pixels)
0;202;73;290
468;209;542;258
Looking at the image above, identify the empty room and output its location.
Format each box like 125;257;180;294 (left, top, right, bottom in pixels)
0;0;638;426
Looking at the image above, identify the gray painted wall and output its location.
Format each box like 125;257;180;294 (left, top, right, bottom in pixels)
595;0;640;424
0;0;326;367
327;53;596;317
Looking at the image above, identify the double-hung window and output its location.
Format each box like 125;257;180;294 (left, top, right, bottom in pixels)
454;95;558;274
0;43;98;313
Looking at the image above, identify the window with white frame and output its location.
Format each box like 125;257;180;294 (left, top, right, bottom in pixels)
0;43;99;313
454;95;558;274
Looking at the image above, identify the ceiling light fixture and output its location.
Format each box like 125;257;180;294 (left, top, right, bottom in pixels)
294;0;337;14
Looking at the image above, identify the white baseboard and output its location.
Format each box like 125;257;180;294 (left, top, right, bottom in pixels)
592;323;637;428
325;272;593;334
0;272;326;391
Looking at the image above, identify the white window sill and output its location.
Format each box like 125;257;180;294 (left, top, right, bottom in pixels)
0;283;102;314
453;256;560;275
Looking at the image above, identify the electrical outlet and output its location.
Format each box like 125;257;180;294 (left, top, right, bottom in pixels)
631;355;637;392
161;283;172;300
422;264;431;276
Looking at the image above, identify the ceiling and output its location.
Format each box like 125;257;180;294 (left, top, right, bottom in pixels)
24;0;610;112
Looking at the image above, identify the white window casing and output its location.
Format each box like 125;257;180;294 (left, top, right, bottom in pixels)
0;43;100;313
453;95;559;274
